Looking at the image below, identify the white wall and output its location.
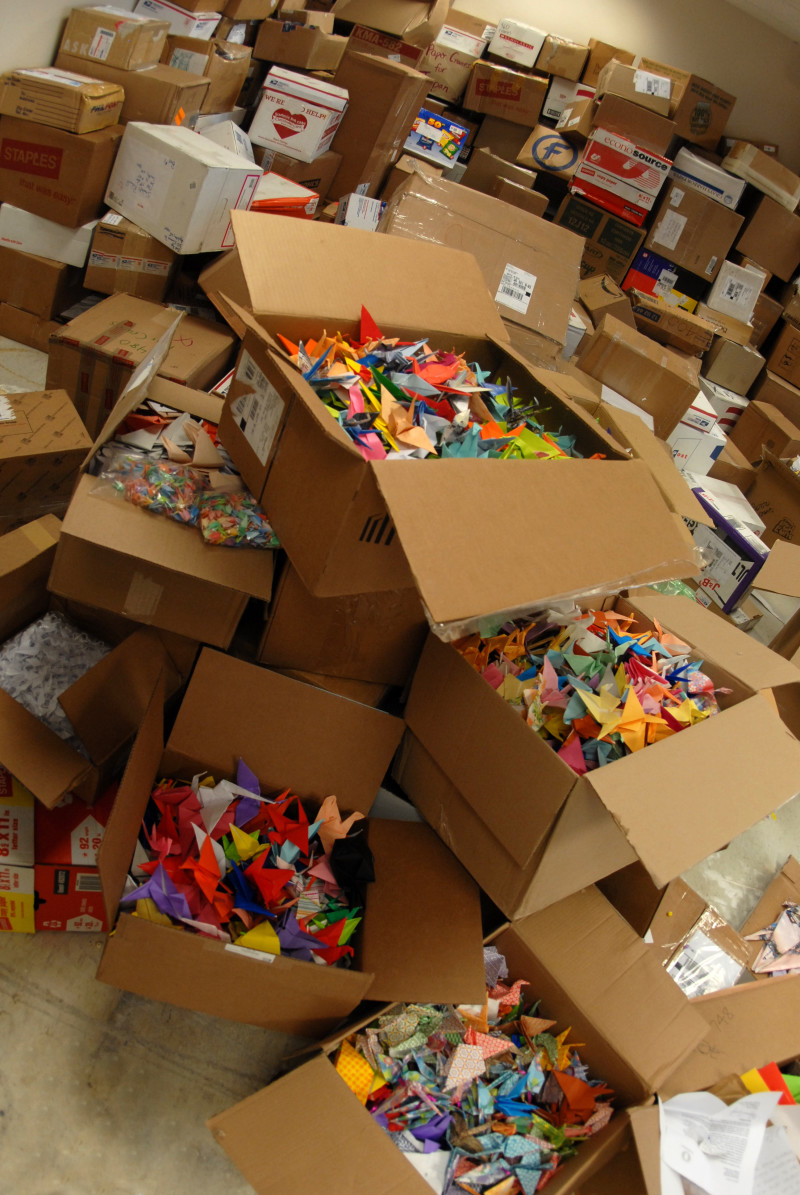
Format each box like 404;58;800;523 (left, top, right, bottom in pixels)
3;0;800;168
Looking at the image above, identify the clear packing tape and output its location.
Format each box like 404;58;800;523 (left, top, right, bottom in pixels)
664;909;748;999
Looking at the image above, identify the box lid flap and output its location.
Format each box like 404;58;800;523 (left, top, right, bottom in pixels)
588;693;800;888
0;515;61;643
217;210;508;342
753;540;800;598
162;649;404;815
371;458;698;634
629;1105;661;1195
207;1053;430;1194
361;819;486;1004
0;688;96;810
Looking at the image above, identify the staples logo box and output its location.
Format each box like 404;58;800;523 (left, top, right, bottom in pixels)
582;128;671;196
0;137;63;179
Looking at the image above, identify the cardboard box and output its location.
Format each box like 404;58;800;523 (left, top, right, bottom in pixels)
0;68;124;136
416;17;489;104
595;60;672;117
577;274;635;329
105;121;261;254
84;211;178;301
253;146;340;202
629;291;715;354
463;62;547;128
54;52;210;126
46;293;236;436
252;19;348;73
516;124;581;182
223;0;276;18
487;18;546;69
248;66;348;163
646;876;750;994
535;35;589;82
397;593;800;918
702;337;765;393
203;211;694;602
576;314;700;437
0;766;35;867
258;561;426;685
667;395;727;476
329;54;429;200
750;289;784;349
645;181;743;281
767;319;800;389
340;23;424;72
379;172;583;352
334;192;382;229
403;108;470;169
251;171;317;217
489;176;548;218
762;546;800;663
695;302;754;346
331;0;449;46
684;502;769;612
571;128;671;227
783;280;800;324
730;400;800;464
684;470;765;538
33;863;107;932
705;260;766;324
0;304;59;354
635;58;736;151
95;647;485;1031
562;93;676;155
554;193;645;283
460;146;535;196
698;376;749;433
735;195;800;282
208;885;707;1194
162;36;252;114
750;370;800;425
0;203;97;269
0;247;81;322
0;514;62;643
59;6;170;70
0;116;123;230
622;247;706;311
0;390;92;526
747;448;800;546
708;438;757;491
133;0;222;39
582;41;635;88
670;145;745;210
723;141;800;213
541;77;595;125
379;151;440;201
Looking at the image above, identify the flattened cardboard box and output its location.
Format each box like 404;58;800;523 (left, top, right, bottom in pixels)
397;594;800;920
207;885;707;1194
96;649;485;1033
55;53;210;126
0;116;123;230
202;212;694;603
59;6;170;71
0;389;92;524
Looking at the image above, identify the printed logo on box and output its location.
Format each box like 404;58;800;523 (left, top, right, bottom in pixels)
475;77;521;102
530;134;579;173
0;138;63;179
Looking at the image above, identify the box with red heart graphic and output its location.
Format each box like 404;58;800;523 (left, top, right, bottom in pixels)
249;66;349;164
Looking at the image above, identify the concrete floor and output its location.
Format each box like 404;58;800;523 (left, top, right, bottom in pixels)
3;335;800;1191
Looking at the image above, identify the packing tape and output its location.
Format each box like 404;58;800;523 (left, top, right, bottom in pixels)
21;520;59;553
123;572;162;621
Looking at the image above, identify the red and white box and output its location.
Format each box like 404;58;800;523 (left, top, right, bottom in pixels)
488;18;546;69
248;67;349;164
251;172;318;218
571;128;672;227
33;864;107;932
35;783;117;868
31;783;117;932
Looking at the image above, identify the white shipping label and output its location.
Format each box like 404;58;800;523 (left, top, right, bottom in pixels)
495;264;536;315
90;27;115;60
653;210;687;252
230;352;286;466
719;279;756;310
669;187;685;206
170;48;208;73
102;211;124;225
633;69;671;98
0;396;16;423
654;268;679;298
355;182;370;195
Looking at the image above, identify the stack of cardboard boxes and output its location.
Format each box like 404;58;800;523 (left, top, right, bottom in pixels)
4;0;800;1188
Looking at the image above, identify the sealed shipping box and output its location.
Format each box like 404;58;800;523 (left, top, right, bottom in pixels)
54;51;210;126
0;68;124;135
59;5;170;69
84;211;178;301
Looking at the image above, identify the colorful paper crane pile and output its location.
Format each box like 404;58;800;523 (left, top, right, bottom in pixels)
455;606;728;775
120;761;372;964
277;308;607;463
333;946;614;1193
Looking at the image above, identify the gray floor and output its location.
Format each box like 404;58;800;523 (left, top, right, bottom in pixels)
3;336;800;1192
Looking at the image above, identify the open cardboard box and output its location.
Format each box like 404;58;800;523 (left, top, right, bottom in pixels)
0;516;198;810
201;211;697;605
206;884;707;1194
396;591;800;919
47;317;275;649
96;648;486;1034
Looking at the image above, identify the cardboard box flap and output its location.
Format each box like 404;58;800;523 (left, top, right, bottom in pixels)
361;818;485;1004
497;887;708;1101
752;540;800;599
209;210;509;343
0;688;96;811
0;515;61;642
371;458;698;633
588;694;800;888
630;591;800;691
597;402;714;527
161;649;404;816
98;670;165;927
63;475;274;600
628;1106;661;1195
207;1053;430;1194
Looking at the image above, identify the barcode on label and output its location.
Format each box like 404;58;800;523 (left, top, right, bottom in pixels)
495;264;537;315
705;256;718;276
655;270;678;297
723;281;746;301
76;873;102;892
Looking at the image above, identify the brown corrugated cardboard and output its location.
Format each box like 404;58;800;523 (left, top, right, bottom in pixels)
208;884;706;1192
750;371;800;424
729;400;800;464
252;20;347;72
329;53;429;200
516;124;581;181
595;61;672;117
380;172;582;349
750;291;784;350
703;338;765;393
489;176;548;218
735;196;800;282
463;62;548;127
578;275;635;329
747;448;800;547
0;515;61;644
554;193;646;283
646;876;750;980
96;647;484;1030
695;304;754;347
0;247;82;319
258;561;427;685
629;292;715;354
723;141;800;212
740;856;800;971
0;68;124;135
54;53;210;126
576;314;701;437
708;438;757;491
59;6;170;70
268;668;391;709
0;116;123;229
535;35;589;82
203;211;695;603
460;146;537;196
573;93;676;155
645;182;743;282
762;546;800;663
379;152;441;202
84;213;178;302
472;114;530;163
398;595;800;919
332;0;449;45
0;304;59;354
582;42;635;88
415;14;489;104
162;36;252;114
46;293;236;437
0;390;91;527
635;58;735;151
253;147;342;203
767;319;800;389
341;23;424;72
